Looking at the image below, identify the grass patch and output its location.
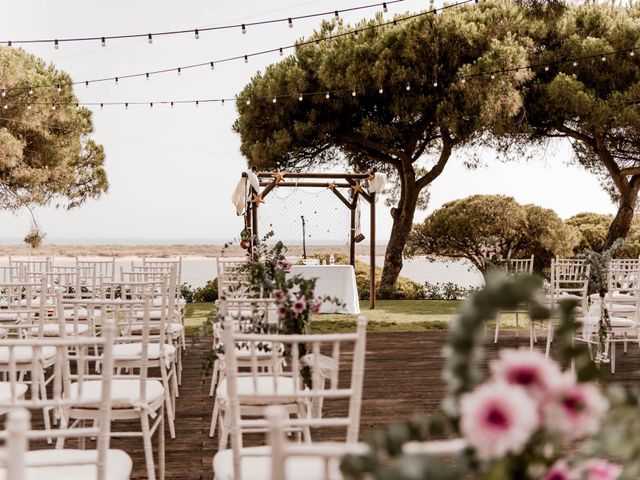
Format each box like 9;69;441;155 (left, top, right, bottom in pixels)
183;300;532;335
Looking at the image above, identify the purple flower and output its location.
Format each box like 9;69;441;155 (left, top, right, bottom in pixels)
460;382;538;460
292;297;307;315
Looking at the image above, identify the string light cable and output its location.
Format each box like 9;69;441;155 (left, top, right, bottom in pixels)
0;0;403;48
1;0;474;96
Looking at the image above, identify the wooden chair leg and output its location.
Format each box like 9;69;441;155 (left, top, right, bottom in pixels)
140;413;157;480
158;404;166;480
209;398;220;438
494;313;500;344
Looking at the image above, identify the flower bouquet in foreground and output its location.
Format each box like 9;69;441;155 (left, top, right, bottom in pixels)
341;274;640;480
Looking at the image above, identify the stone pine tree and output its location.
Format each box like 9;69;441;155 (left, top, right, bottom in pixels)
233;1;532;288
513;3;640;250
0;47;107;232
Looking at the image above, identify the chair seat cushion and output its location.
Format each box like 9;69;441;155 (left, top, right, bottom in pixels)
213;446;341;480
216;376;298;403
0;448;132;480
129;322;183;335
29;324;90;337
0;381;28;400
112;343;176;363
0;346;56;363
578;316;636;329
69;379;165;408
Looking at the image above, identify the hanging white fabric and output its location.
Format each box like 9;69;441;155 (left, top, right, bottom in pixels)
231;169;262;216
368;172;387;200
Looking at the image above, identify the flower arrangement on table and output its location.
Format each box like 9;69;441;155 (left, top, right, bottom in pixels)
341;274;640;480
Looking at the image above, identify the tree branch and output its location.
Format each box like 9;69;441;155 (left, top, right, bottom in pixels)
415;128;454;191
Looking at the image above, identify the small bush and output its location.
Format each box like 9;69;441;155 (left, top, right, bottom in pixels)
180;283;195;303
194;278;218;303
423;281;477;300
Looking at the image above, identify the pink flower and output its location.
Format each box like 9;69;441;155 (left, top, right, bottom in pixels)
574;459;621;480
283;260;292;272
292;297;307;315
543;376;608;441
277;306;287;318
460;382;539;460
545;460;571;480
490;349;564;401
276;260;285;270
311;300;322;314
273;290;283;302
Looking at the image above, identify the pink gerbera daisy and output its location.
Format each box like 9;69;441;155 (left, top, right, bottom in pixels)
574;459;622;480
543;375;608;441
292;297;307;315
460;382;539;460
490;349;564;401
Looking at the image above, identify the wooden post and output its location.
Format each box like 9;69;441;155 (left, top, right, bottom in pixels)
251;187;259;245
349;205;356;267
369;192;376;310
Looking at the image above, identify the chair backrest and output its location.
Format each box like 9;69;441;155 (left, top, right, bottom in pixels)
0;320;116;480
8;257;52;281
609;258;640;272
216;258;247;278
0;266;25;283
222;315;368;479
550;258;590;309
141;257;182;287
76;257;116;281
266;406;369;480
507;255;534;275
0;278;47;327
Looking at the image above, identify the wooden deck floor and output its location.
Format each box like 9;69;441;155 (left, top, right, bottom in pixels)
52;332;640;478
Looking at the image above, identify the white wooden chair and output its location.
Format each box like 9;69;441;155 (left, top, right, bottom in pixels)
57;298;167;480
0;318;133;480
212;316;368;480
534;258;590;356
8;257;52;283
209;297;279;437
494;255;534;343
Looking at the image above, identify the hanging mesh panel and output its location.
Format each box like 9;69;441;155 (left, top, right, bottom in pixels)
258;186;351;258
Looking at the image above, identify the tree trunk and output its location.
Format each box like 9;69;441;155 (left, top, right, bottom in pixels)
605;185;639;250
379;179;419;288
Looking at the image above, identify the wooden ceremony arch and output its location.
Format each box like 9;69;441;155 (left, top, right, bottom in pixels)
242;170;378;309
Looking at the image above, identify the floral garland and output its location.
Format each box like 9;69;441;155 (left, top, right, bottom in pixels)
341;274;640;480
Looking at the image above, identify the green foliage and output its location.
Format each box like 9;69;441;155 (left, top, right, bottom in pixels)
180;283;195;303
407;195;577;276
193;278;218;303
567;212;640;257
0;47;107;211
423;282;477;300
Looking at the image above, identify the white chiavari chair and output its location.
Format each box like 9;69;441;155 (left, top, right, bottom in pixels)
0;266;24;284
76;257;116;282
209;297;279;437
212;315;367;480
494;255;534;343
8;257;52;283
532;258;590;357
57;297;166;480
0;318;133;480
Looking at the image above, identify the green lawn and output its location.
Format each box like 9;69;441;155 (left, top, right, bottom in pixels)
184;300;530;335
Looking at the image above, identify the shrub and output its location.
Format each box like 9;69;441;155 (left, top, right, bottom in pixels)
424;281;478;300
180;283;195;303
193;278;218;303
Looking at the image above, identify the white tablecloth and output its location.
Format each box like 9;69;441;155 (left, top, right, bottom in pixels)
288;265;360;314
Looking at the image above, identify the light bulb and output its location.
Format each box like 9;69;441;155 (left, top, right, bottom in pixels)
242;24;246;34
54;39;59;49
171;102;174;108
244;55;248;63
57;84;62;92
383;2;388;12
27;103;31;110
298;94;303;101
490;74;495;80
85;81;89;88
544;66;549;71
75;103;79;109
573;61;577;66
433;81;438;87
210;62;215;70
325;92;330;99
100;103;104;109
125;103;128;109
28;87;33;95
3;104;7;110
7;41;11;47
146;73;150;80
461;78;466;84
352;89;356;96
1;90;5;97
272;96;277;103
354;30;359;38
115;77;119;84
101;37;106;47
631;51;635;57
279;47;283;56
196;101;199;107
246;99;251;105
221;99;224;106
602;56;606;62
406;83;410;91
150;102;153;108
177;68;181;75
334;10;339;19
148;34;153;44
288;18;293;28
194;29;199;39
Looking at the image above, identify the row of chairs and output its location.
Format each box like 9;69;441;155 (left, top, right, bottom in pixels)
209;258;465;479
0;265;185;479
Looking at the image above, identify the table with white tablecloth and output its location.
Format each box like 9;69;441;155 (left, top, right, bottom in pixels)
288;265;360;314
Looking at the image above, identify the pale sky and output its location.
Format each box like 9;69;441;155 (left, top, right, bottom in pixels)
0;0;617;244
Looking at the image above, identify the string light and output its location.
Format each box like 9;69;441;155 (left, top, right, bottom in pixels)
85;81;89;88
125;102;128;109
196;100;199;107
279;47;283;56
3;104;7;110
460;77;466;84
433;80;438;87
334;10;339;19
221;99;224;106
115;77;119;84
194;29;199;39
146;73;150;80
246;98;251;105
27;103;31;110
242;24;247;34
177;68;181;75
7;41;11;47
244;55;248;63
383;2;388;12
544;66;549;71
101;37;106;47
54;39;59;49
573;60;578;66
28;87;33;95
325;92;330;99
288;18;293;28
1;90;5;98
352;89;356;96
51;103;56;110
272;96;277;103
100;103;104;109
210;62;215;70
631;51;636;57
490;74;495;80
171;101;174;108
298;94;303;101
379;86;383;93
602;56;607;62
148;33;153;44
150;102;153;108
57;84;62;92
406;83;410;91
